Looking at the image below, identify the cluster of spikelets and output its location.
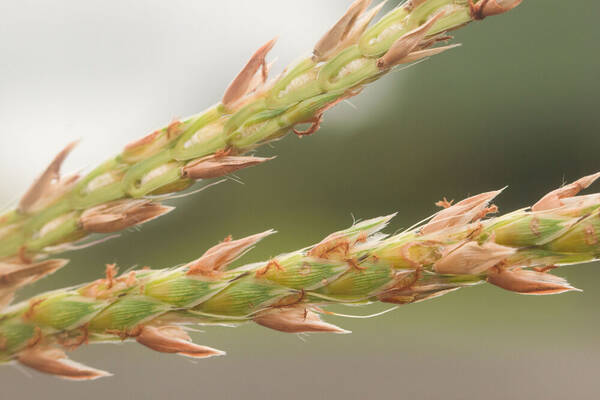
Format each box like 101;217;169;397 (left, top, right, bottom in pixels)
0;0;522;306
0;0;538;380
2;171;600;379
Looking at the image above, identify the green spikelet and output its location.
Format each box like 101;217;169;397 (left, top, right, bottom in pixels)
2;173;600;380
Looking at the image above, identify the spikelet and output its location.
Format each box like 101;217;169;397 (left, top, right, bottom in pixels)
186;230;275;275
18;142;79;214
183;155;274;180
136;326;225;358
222;38;277;108
434;241;516;275
80;200;174;234
421;189;502;235
313;0;372;61
17;345;111;381
253;306;350;334
487;267;580;295
532;173;600;212
376;11;446;69
0;259;67;291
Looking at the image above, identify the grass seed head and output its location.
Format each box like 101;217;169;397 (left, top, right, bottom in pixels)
0;0;524;299
5;175;600;379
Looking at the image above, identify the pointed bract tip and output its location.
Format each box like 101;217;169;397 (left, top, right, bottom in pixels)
81;200;173;233
17;345;111;380
187;229;275;275
18;141;79;214
379;212;398;224
398;43;461;64
253;306;348;334
377;10;446;70
136;326;225;359
487;267;579;295
422;188;503;235
471;0;523;20
339;0;387;49
183;155;274;180
352;213;397;231
222;38;277;108
313;0;371;61
532;172;600;212
0;258;69;291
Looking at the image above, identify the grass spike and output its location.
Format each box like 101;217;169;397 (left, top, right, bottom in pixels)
0;0;524;301
4;172;600;379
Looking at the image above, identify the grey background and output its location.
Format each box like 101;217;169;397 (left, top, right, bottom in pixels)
1;0;599;398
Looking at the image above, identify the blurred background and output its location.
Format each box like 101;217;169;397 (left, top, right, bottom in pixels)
1;0;599;398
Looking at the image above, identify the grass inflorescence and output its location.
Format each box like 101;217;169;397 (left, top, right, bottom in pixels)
0;0;523;302
2;171;598;380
